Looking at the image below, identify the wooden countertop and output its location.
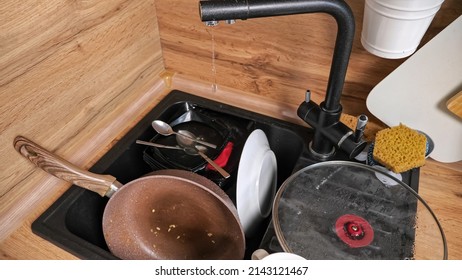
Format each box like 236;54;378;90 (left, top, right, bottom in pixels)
0;75;461;260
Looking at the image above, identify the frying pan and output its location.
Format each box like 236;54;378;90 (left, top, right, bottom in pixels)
14;136;245;260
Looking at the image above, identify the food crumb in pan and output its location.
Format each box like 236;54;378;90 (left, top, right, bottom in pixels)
177;236;181;239
151;209;156;213
207;233;213;237
156;227;161;231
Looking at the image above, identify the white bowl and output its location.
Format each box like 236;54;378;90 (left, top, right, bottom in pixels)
252;249;306;260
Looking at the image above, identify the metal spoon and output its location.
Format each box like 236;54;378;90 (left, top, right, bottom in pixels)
152;120;217;149
176;131;230;179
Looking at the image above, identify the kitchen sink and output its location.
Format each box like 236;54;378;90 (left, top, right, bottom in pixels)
31;90;420;259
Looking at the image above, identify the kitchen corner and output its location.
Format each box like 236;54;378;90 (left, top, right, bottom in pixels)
1;0;461;259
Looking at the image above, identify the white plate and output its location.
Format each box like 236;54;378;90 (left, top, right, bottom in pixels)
237;129;277;237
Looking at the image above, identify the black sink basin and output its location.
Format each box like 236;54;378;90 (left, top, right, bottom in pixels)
32;90;420;259
32;90;310;259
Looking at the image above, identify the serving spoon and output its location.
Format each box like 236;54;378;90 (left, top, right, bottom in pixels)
152;120;217;149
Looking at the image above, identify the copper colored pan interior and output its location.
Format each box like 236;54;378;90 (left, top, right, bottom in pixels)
103;175;245;260
147;169;239;218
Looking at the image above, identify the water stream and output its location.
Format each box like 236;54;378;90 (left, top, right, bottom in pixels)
208;27;218;93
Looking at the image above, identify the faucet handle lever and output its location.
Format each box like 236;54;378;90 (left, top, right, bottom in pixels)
354;114;368;142
305;90;311;103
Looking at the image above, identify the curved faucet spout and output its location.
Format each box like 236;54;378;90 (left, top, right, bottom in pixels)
199;0;355;112
199;0;365;159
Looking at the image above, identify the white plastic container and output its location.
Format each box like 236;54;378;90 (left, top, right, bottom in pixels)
361;0;445;59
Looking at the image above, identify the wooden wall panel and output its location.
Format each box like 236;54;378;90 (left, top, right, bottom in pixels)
0;0;165;239
156;0;462;120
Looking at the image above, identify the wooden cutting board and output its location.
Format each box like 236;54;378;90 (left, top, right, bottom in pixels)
447;91;462;119
367;16;462;163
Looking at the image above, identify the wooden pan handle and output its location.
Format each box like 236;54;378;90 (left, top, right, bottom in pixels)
14;136;119;197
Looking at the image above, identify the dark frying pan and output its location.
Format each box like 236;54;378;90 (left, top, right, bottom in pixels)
14;136;245;260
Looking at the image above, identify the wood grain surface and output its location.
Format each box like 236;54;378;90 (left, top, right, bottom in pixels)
447;90;462;119
0;0;165;240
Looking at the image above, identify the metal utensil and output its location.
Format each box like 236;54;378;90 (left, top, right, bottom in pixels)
176;130;230;179
152;120;217;149
136;139;230;178
136;139;202;156
135;140;183;150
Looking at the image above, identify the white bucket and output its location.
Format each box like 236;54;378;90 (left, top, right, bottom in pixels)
361;0;445;59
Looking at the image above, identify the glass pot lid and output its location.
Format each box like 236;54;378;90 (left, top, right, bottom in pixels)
273;161;447;260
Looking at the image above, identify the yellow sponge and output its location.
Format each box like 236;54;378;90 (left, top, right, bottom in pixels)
373;124;426;173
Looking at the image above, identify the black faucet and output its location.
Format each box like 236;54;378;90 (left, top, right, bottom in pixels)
199;0;367;160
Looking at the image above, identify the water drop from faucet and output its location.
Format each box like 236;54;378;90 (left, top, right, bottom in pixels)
206;28;218;93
